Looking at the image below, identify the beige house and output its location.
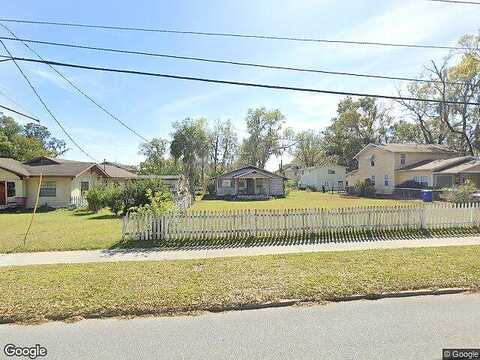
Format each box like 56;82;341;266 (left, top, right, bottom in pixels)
346;143;463;194
0;156;185;209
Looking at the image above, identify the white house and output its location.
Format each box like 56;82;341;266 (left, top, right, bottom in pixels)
298;164;346;191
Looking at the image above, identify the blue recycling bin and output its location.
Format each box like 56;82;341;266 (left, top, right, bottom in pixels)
421;190;433;202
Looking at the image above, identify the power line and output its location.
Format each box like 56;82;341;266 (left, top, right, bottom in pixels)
0;87;37;119
1;55;479;106
0;35;464;86
0;41;97;162
0;24;149;142
0;103;41;122
427;0;480;4
0;18;469;51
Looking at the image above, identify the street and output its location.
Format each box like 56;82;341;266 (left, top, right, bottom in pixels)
1;293;479;360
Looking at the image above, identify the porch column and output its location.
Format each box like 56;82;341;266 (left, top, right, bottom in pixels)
253;178;256;195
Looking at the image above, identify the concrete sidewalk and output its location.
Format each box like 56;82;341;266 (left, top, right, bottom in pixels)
1;236;480;267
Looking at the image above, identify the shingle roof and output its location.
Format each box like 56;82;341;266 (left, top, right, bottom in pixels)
0;158;30;177
376;143;455;154
211;165;286;179
435;159;480;174
101;164;137;179
397;156;474;172
24;161;98;177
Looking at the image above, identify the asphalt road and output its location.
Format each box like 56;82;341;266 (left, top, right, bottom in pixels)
1;294;479;360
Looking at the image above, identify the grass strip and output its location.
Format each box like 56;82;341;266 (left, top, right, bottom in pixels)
1;246;479;324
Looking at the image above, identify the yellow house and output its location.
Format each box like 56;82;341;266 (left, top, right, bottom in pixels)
0;156;110;209
346;143;465;194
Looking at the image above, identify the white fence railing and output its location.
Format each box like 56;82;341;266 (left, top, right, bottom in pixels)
122;202;480;241
70;195;87;208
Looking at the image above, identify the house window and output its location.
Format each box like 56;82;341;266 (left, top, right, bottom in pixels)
369;154;375;167
371;175;376;185
81;181;90;195
238;179;246;189
400;153;406;165
39;181;56;197
256;178;264;194
384;175;389;187
328;169;336;175
221;179;232;187
6;182;15;197
413;176;429;186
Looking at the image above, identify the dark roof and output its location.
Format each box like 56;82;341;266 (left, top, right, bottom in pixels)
212;165;286;180
101;161;138;173
435;159;480;174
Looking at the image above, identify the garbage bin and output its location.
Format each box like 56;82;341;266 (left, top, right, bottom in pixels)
421;190;433;202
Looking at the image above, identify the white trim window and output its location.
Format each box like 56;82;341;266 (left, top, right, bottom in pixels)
40;181;56;197
221;179;232;187
369;154;375;167
371;175;376;185
384;175;389;187
413;176;429;186
80;181;90;195
400;153;406;165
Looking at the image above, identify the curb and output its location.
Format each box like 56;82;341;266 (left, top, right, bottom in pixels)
208;288;471;313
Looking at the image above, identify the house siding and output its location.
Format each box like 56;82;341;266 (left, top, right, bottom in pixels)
0;168;25;206
299;165;346;190
355;148;395;194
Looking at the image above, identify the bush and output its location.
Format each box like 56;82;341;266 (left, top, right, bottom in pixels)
206;182;216;196
354;179;376;197
396;180;427;189
103;185;124;214
285;179;297;196
121;179;171;214
85;186;105;213
446;180;477;203
129;189;176;216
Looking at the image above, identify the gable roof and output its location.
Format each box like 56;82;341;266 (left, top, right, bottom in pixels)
0;158;30;177
354;143;456;159
435;159;480;174
211;165;287;180
100;163;138;179
101;161;138;174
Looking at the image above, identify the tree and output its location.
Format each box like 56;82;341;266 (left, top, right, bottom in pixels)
388;120;425;144
0;115;68;161
208;119;238;175
239;107;285;168
138;138;182;175
322;97;392;170
22;123;68;157
292;130;326;167
170;118;210;196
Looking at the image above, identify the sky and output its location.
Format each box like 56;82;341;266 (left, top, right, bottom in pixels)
0;0;479;170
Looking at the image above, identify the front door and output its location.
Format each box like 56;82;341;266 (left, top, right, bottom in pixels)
0;182;5;205
246;179;255;195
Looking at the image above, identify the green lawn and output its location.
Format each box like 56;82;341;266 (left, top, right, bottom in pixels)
0;209;122;253
1;245;479;324
191;190;419;211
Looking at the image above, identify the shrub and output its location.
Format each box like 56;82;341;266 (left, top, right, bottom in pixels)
285;179;297;196
206;182;216;196
85;186;106;213
396;180;427;189
446;180;477;203
129;189;176;216
103;185;124;215
354;179;376;197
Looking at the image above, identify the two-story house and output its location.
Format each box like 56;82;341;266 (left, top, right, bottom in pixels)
346;143;462;194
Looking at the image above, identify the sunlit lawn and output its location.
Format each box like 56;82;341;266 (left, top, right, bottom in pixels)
191;190;419;211
0;208;121;253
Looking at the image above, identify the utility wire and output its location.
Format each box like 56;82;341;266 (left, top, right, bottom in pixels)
427;0;480;4
0;103;41;122
0;41;97;162
0;24;149;142
0;18;469;51
0;87;37;119
1;55;479;106
0;35;464;86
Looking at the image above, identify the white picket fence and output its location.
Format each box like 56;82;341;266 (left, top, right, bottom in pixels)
122;202;480;241
70;195;87;208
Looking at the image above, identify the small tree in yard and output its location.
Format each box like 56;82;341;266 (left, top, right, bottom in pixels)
85;186;105;213
129;189;176;216
446;180;477;203
354;179;376;197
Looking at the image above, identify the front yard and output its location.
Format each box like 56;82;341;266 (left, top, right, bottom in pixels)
1;245;479;324
191;190;418;211
0;209;121;253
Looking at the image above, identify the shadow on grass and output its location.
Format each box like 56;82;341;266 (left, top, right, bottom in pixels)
0;206;56;214
107;226;480;254
72;209;121;220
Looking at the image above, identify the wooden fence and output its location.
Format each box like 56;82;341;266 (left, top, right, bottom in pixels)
122;202;480;241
